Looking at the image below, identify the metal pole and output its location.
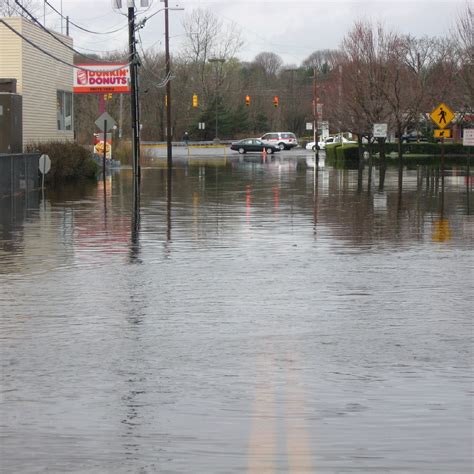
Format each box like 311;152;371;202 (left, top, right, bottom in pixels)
128;2;140;179
441;136;445;186
313;67;319;167
215;68;218;141
103;120;107;177
164;0;172;169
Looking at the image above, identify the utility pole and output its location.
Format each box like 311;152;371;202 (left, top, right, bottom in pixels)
164;0;172;169
313;67;319;166
128;0;140;180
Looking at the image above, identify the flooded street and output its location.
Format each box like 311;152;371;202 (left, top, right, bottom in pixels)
1;153;473;473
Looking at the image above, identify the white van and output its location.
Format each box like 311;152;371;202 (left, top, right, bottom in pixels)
260;132;298;150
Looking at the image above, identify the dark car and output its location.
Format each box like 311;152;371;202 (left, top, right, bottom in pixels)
401;131;428;143
230;138;281;154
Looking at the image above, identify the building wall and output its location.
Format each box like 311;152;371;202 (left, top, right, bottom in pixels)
0;17;22;93
0;17;74;148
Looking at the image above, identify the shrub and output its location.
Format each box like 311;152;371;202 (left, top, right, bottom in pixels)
328;142;469;165
26;141;98;184
325;143;340;162
382;142;467;156
336;144;359;162
113;141;132;165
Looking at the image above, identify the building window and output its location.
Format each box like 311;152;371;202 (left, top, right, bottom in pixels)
57;90;72;131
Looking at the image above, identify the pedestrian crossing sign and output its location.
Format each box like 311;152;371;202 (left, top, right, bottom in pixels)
430;103;454;129
434;129;452;138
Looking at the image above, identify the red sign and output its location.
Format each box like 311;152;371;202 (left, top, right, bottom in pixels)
74;64;130;94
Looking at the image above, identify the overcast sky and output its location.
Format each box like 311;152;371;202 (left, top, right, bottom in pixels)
42;0;467;65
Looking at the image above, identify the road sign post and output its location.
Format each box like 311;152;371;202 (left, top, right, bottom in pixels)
463;130;474;204
103;120;107;177
430;103;455;181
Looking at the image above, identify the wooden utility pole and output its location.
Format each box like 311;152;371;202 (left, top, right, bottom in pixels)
128;1;140;180
164;0;172;169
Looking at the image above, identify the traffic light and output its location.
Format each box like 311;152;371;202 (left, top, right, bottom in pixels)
273;95;279;107
245;95;250;106
104;93;113;101
192;94;198;108
165;95;168;107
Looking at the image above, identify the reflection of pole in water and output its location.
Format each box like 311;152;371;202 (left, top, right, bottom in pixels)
432;175;452;242
467;147;471;215
167;167;172;242
313;167;318;237
129;177;141;263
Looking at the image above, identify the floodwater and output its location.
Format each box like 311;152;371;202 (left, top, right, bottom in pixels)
0;152;473;473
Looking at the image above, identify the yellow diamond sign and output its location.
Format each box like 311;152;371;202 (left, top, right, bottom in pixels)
430;103;455;129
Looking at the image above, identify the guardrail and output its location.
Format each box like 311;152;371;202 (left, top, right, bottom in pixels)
0;153;40;197
141;141;232;148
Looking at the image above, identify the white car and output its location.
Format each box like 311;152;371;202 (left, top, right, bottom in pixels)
306;136;356;151
260;132;298;150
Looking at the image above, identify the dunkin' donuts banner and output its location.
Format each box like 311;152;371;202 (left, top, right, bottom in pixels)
74;64;131;93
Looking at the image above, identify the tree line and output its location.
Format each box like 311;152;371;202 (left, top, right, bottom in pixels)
73;5;472;144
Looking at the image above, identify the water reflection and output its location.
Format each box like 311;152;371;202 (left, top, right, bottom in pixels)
0;158;472;473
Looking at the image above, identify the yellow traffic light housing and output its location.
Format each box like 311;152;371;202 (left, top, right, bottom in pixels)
193;94;198;108
245;95;250;106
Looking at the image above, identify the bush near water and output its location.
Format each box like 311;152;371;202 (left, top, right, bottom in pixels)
26;141;99;184
326;142;469;166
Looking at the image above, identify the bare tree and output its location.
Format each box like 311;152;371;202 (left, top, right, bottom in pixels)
0;0;38;17
451;2;474;112
253;52;283;77
302;49;340;77
181;8;243;97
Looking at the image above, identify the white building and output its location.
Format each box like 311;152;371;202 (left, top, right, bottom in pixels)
0;16;74;150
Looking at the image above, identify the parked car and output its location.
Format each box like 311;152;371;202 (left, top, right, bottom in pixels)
305;135;356;151
260;132;298;150
401;131;428;143
230;138;281;154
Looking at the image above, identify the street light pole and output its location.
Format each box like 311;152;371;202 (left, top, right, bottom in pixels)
209;58;225;142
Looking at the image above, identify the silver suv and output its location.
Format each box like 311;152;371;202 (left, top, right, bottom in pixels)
260;132;298;150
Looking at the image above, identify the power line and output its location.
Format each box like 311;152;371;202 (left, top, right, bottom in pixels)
0;18;130;72
13;0;132;63
44;0;129;35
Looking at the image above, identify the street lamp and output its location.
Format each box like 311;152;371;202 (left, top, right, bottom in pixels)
208;57;225;142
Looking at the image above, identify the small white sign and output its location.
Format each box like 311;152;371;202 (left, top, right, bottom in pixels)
321;121;329;131
373;123;388;138
198;122;206;130
306;122;313;131
39;154;51;174
463;129;474;146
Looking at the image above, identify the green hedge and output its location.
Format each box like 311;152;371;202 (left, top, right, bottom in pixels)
26;141;99;184
326;142;469;166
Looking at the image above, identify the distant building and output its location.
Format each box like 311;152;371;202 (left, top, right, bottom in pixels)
0;16;74;151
